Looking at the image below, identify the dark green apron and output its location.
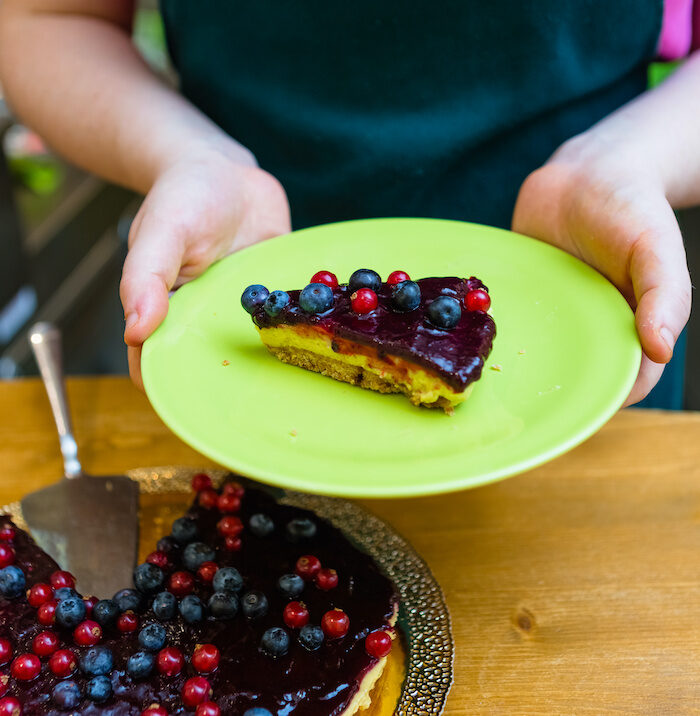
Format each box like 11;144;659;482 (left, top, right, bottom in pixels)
160;1;682;409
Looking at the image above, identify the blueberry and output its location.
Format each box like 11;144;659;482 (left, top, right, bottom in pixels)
299;283;334;314
426;295;462;329
86;675;112;703
127;650;155;679
298;624;324;651
152;591;178;620
55;595;87;628
348;269;381;293
241;590;268;620
182;542;216;572
277;573;304;599
260;627;290;657
138;622;167;651
241;284;270;314
0;565;25;598
113;588;143;613
249;513;274;537
179;595;205;624
156;536;179;554
391;280;421;312
285;518;317;542
212;567;243;594
244;710;274;716
80;646;114;676
93;599;120;627
171;517;199;545
133;563;165;594
208;591;239;620
52;680;82;709
54;587;79;601
263;290;290;317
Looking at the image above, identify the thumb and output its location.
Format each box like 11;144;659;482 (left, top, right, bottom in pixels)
629;203;691;366
120;212;184;347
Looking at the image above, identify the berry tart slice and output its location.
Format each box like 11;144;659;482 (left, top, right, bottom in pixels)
0;476;399;715
242;269;496;413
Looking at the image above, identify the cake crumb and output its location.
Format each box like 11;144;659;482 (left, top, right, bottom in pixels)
222;360;230;366
518;349;526;355
289;429;298;437
490;364;503;372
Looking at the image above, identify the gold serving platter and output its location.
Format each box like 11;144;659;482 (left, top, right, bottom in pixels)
3;466;453;714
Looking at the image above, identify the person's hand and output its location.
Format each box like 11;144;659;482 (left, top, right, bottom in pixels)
120;147;291;389
512;131;691;406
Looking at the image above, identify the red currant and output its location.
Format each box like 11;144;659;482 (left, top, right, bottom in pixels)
197;561;218;584
156;647;184;677
321;609;350;639
32;631;59;658
365;630;392;658
83;596;98;616
464;288;491;312
49;571;75;590
26;583;53;608
192;643;220;674
217;493;241;514
141;706;168;716
224;536;242;552
181;676;212;709
11;654;40;681
350;288;378;314
168;571;194;597
283;601;309;629
195;703;221;716
0;639;12;666
0;696;21;716
48;649;77;677
295;555;321;580
222;482;245;498
198;489;219;509
0;526;15;542
0;674;8;698
315;568;338;591
310;271;339;289
117;611;139;633
146;551;170;570
74;620;102;646
0;545;14;569
217;516;243;537
37;600;57;626
191;473;213;492
387;270;410;285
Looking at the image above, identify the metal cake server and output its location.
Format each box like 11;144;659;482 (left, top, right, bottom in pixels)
21;322;139;598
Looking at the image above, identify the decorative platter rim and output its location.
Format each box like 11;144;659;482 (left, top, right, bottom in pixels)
2;466;453;715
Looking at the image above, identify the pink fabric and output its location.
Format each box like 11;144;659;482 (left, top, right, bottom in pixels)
693;0;700;49
658;0;693;59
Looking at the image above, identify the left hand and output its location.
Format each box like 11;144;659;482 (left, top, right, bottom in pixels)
512;131;691;406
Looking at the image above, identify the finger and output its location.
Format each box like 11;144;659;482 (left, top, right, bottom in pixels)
623;354;665;407
120;212;185;347
629;205;691;365
128;345;144;392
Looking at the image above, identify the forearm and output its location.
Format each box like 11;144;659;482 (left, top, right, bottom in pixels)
556;51;700;209
0;1;255;194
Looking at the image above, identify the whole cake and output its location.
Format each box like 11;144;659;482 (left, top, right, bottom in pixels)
0;476;399;715
242;269;496;413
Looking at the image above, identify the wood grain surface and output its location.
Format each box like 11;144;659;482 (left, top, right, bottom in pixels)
2;377;700;715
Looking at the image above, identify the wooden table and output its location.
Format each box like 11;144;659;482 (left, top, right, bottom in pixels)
2;377;700;715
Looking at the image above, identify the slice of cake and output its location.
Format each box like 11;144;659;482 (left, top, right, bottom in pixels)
242;269;496;413
0;476;399;715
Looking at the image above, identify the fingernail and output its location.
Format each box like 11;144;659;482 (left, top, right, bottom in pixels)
659;326;674;355
125;312;138;331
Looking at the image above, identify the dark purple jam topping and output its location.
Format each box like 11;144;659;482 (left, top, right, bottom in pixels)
252;277;496;391
0;484;398;715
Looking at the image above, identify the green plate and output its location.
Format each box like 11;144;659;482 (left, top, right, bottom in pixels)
142;218;640;497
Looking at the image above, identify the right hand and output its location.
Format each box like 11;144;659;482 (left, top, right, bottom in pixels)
120;147;291;389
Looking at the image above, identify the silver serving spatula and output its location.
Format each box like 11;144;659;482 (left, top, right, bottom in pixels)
21;322;139;598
